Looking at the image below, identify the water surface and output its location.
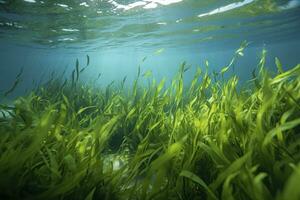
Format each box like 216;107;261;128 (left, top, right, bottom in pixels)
1;0;299;51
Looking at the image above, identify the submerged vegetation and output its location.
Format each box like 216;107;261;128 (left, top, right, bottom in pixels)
0;48;300;200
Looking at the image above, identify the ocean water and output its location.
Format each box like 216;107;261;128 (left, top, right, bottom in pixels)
1;0;300;99
1;1;300;200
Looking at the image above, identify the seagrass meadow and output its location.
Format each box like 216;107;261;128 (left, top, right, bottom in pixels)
0;47;300;200
1;1;300;199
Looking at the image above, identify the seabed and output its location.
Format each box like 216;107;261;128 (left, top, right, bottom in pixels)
0;48;300;200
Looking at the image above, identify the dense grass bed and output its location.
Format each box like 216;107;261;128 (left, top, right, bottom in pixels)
0;48;300;200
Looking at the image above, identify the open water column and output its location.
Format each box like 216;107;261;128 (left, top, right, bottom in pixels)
0;0;300;199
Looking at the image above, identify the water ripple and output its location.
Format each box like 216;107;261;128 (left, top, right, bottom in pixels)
0;0;299;50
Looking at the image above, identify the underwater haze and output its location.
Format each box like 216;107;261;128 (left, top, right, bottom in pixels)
1;0;300;97
1;0;300;200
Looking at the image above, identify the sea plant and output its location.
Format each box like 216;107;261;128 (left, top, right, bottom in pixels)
0;45;300;200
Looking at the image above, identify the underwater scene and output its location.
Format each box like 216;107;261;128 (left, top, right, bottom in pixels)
1;0;300;199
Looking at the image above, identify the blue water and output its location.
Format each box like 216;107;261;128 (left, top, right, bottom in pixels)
0;0;300;101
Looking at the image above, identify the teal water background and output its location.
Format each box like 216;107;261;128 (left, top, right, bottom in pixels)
0;0;300;100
